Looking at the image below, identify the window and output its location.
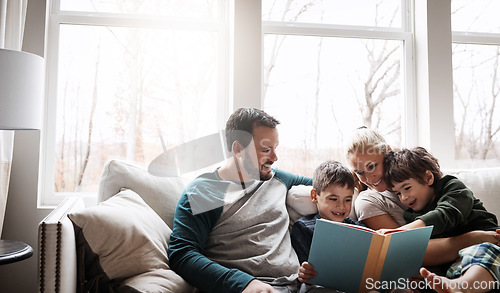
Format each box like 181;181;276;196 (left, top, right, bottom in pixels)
41;0;228;204
42;0;413;204
451;0;500;166
43;1;498;204
262;0;412;175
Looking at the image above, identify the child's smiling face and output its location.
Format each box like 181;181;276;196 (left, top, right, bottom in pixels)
391;172;435;211
312;184;354;222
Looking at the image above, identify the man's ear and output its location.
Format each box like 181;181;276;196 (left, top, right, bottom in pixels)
232;141;244;156
310;188;318;203
425;170;435;186
387;145;392;152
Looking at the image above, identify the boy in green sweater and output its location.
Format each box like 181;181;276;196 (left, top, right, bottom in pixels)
383;147;500;293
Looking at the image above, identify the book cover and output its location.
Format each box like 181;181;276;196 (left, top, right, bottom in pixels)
308;219;433;293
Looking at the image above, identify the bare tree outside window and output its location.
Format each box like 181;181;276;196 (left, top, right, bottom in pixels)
452;44;500;162
451;0;500;165
53;1;221;193
262;0;403;175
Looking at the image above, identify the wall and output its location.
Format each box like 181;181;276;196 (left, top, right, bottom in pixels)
0;1;50;292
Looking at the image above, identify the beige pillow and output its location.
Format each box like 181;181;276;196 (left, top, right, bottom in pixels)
98;159;188;229
122;269;196;293
444;168;500;217
68;189;173;288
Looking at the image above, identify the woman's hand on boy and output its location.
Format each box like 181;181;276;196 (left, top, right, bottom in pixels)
461;229;500;246
479;229;500;245
298;262;317;283
494;229;500;245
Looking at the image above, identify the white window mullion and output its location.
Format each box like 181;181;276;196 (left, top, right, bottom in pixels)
414;0;455;167
39;8;62;207
217;0;231;128
452;31;500;46
263;21;407;40
232;0;261;110
402;0;417;148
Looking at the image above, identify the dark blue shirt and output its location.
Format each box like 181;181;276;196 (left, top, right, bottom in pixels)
291;213;364;264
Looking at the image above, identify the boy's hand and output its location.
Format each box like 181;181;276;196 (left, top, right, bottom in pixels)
376;228;404;235
298;262;317;283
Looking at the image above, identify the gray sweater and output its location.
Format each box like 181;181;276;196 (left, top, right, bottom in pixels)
168;168;312;293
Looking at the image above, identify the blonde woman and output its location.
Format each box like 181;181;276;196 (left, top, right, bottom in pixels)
345;127;500;267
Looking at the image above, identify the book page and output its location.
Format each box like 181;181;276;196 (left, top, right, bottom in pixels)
308;219;433;292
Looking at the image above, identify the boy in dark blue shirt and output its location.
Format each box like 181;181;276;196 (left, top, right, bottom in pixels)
291;160;364;284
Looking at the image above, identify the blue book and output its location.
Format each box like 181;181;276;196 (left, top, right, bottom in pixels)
308;219;433;293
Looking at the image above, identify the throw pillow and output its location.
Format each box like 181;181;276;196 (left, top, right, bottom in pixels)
68;189;174;291
286;185;317;224
97;159;188;229
120;269;197;293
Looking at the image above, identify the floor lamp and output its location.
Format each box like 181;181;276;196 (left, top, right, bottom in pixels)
0;48;44;238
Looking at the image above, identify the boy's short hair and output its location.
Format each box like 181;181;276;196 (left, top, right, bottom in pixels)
313;160;355;194
225;108;280;152
383;147;443;189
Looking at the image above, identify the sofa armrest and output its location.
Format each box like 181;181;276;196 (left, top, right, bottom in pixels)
38;197;85;293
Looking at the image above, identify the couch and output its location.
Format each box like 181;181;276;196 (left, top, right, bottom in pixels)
37;159;500;293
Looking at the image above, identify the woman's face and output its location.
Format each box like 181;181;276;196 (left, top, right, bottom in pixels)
349;152;388;192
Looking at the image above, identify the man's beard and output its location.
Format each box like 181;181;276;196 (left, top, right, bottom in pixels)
243;151;272;181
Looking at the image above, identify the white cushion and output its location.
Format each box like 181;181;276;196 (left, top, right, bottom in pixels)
123;269;196;293
444;168;500;217
68;189;172;280
286;185;316;224
98;159;188;228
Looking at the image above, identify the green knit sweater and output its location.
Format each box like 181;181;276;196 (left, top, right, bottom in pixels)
404;175;499;238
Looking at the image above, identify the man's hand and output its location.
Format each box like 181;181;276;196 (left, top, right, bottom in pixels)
242;279;278;293
298;262;317;283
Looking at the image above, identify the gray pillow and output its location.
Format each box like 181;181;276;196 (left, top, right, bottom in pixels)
98;160;188;229
68;189;192;292
122;269;197;293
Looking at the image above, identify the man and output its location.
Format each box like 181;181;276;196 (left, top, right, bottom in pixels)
167;108;312;293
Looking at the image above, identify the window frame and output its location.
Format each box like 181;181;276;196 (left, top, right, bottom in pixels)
41;0;471;207
40;0;230;206
261;0;417;147
450;30;500;164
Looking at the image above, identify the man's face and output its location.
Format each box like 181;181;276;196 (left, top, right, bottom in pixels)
242;126;279;181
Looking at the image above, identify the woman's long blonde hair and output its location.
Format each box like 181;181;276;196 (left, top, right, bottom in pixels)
345;126;389;160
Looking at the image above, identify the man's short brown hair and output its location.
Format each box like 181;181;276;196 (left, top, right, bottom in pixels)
225;108;280;152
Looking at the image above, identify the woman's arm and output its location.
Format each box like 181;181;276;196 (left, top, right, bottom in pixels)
423;229;500;266
361;214;400;230
398;219;426;230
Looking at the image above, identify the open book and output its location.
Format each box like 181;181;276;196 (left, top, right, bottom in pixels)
308;219;433;293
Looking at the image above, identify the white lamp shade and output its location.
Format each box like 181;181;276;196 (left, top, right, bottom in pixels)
0;49;44;130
